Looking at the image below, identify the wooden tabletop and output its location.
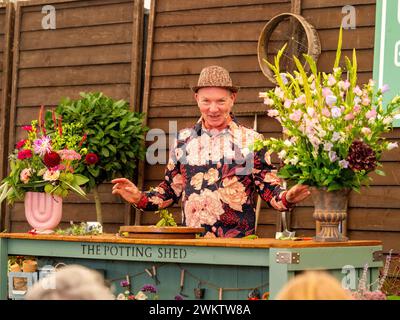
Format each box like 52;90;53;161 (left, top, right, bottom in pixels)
0;233;382;249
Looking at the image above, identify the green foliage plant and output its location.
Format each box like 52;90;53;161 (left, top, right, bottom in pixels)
46;92;148;224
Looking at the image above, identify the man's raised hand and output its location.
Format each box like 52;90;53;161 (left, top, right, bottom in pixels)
286;184;311;204
111;178;142;205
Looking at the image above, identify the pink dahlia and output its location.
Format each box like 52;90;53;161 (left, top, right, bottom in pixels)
33;136;52;156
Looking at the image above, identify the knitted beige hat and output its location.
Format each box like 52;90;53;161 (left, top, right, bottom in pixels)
191;66;240;93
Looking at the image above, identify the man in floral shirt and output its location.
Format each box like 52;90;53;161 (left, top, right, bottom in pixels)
112;66;310;238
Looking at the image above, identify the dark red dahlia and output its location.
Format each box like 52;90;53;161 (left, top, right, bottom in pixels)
346;140;377;172
85;153;99;165
43;151;61;168
16;139;27;149
17;149;32;160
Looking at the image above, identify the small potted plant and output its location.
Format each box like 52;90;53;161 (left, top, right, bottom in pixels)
0;107;89;233
46;92;148;225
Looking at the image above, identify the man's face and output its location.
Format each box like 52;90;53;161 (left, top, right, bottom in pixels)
195;87;237;130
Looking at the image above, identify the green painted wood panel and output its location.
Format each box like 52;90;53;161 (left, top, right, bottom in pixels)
268;247;383;299
0;238;8;299
7;239;270;267
1;238;383;300
37;257;269;300
271;246;382;271
373;0;400;126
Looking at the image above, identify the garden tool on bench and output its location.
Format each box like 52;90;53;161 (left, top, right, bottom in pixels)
276;211;296;239
250;114;295;239
275;181;296;239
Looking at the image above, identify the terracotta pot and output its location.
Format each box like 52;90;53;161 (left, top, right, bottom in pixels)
22;260;37;273
311;187;350;242
24;192;63;232
10;263;27;291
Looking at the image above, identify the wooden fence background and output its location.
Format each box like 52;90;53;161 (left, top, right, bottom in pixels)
0;2;14;230
140;0;400;252
4;0;144;233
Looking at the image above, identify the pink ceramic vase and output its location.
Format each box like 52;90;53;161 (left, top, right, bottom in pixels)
24;192;63;232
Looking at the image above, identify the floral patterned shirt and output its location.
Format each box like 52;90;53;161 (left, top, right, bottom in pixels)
135;116;292;238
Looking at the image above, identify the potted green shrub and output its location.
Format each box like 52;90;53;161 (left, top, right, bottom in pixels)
46;92;148;224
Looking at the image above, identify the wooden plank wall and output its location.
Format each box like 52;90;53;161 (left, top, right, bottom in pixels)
142;0;400;251
0;2;14;231
6;0;144;233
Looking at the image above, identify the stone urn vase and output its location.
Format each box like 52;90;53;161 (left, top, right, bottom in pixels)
311;187;350;242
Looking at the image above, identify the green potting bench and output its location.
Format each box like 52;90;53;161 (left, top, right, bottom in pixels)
0;234;383;300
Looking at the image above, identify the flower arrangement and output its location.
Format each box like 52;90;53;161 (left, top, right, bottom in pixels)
254;29;400;192
0;107;89;204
